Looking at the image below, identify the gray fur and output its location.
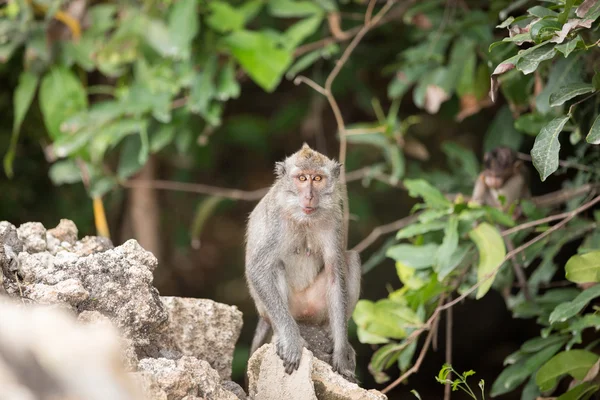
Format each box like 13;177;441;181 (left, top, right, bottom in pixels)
245;145;360;380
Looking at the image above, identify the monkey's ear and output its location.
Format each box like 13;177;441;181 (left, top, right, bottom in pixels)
275;161;286;177
331;162;342;179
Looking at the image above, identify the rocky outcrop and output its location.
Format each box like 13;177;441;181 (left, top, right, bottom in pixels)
137;357;239;400
0;220;242;400
0;219;387;400
155;297;243;379
248;344;387;400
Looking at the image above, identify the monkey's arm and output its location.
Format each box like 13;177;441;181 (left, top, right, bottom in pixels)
471;175;489;205
497;173;527;208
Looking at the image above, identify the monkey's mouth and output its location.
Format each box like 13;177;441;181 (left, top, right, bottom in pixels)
302;207;317;215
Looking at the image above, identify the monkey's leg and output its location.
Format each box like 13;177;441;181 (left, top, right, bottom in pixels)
250;316;272;356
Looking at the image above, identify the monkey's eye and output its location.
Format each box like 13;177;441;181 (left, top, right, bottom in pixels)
298;175;307;182
313;175;322;182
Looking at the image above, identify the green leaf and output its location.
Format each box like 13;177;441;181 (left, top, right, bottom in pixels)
566;251;600;283
48;159;81;185
447;37;476;94
345;130;404;183
404;179;451;209
435;216;459;274
4;71;39;178
189;56;217;115
207;2;245;33
39;67;88;141
484;105;522;152
515;113;554;136
437;245;470;281
286;44;338;79
557;382;599;400
388;65;429;100
396;262;426;290
536;55;585;114
549;83;595;107
224;30;293;92
530;19;563;43
559;0;576;24
398;340;418;372
144;18;178;58
491;343;564;396
386;243;439;269
549;285;600;323
353;299;422;344
516;43;556;75
527;6;559;18
536;350;600;392
168;0;199;59
586;114;600;144
469;223;506;299
149;123;176;153
531;116;570;181
268;0;322;17
396;221;447;239
117;135;145;180
216;59;241;101
556;36;584;58
283;15;323;49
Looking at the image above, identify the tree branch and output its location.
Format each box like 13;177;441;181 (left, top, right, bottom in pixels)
444;301;453;400
352;214;419;253
121;179;270;201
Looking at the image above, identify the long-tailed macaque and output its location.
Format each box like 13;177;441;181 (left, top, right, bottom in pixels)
245;143;360;380
472;146;532;299
471;146;530;210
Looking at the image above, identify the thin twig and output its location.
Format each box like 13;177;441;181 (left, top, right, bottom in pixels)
531;183;599;208
502;188;598;236
517;152;594;173
293;76;328;96
504;237;531;301
441;194;600;312
344;126;387;135
352;214;419;253
294;1;414;57
444;301;453;400
121;179;270;201
365;0;377;24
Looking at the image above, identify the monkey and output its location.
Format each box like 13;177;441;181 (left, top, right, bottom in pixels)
471;146;530;211
245;143;361;381
471;146;532;300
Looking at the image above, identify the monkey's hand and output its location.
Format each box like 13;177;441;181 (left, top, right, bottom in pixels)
333;341;357;382
276;330;307;374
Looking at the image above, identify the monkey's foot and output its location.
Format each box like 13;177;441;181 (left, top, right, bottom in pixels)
332;343;357;383
275;336;306;374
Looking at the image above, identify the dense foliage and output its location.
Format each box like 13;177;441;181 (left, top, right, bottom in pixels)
2;0;600;399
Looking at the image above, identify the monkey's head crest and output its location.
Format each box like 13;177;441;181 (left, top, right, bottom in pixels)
274;144;341;179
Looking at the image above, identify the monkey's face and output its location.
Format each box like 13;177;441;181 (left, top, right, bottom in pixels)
483;147;517;189
291;168;327;214
275;144;341;220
